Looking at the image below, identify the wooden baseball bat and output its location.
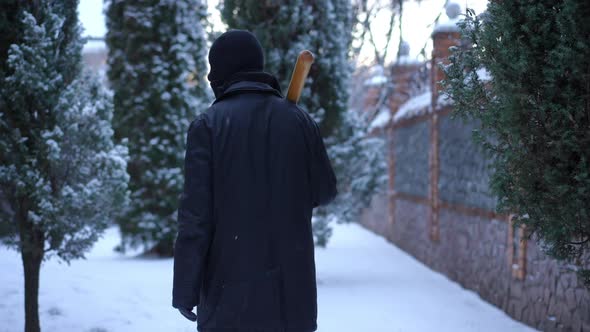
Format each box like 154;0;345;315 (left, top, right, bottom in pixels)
286;50;315;104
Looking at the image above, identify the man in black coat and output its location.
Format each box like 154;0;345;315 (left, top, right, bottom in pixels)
172;30;337;332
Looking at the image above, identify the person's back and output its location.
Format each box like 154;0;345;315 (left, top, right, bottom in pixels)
172;30;337;332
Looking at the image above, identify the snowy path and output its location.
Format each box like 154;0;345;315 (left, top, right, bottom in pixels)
0;223;536;332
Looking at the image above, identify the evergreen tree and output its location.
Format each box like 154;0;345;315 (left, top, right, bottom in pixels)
221;1;387;245
444;1;590;284
221;0;353;136
105;0;210;255
0;1;130;331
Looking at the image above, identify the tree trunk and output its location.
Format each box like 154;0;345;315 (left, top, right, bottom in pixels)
21;249;43;332
17;197;45;332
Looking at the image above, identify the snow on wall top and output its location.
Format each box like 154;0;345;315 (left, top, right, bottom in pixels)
437;93;454;108
393;91;432;123
433;18;461;34
395;55;423;66
364;65;388;86
369;108;391;130
433;2;462;35
364;75;388;86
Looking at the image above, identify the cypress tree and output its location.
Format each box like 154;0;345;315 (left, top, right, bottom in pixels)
221;0;353;136
221;1;387;245
0;1;130;331
106;0;210;255
444;0;590;284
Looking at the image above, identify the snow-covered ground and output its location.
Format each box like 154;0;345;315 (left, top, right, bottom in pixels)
0;223;535;332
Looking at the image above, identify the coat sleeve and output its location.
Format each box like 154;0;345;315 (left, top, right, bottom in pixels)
308;119;338;208
172;115;213;309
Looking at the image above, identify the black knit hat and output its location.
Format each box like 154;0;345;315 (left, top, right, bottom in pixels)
207;30;265;90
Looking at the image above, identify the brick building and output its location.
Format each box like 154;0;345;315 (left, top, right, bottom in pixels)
360;9;589;332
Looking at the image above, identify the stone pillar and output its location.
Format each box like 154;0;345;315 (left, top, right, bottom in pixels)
387;42;422;228
388;42;422;117
363;86;381;110
431;3;462;105
362;65;386;110
429;3;462;241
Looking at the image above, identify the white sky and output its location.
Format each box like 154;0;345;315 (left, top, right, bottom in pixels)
78;0;488;63
358;0;488;63
78;0;106;37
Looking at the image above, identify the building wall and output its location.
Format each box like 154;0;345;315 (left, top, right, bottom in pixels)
359;25;589;332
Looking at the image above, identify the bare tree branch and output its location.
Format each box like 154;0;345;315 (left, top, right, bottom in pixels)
381;1;398;63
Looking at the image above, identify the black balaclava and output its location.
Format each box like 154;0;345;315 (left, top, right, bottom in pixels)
208;30;265;97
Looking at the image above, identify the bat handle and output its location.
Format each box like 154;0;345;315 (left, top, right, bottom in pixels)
286;50;315;104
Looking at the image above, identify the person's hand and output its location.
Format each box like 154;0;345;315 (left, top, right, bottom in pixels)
178;307;197;321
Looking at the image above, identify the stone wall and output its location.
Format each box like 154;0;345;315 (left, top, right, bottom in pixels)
522;243;590;331
361;112;590;332
358;14;589;331
360;155;590;332
438;115;496;210
359;194;391;238
393;122;430;198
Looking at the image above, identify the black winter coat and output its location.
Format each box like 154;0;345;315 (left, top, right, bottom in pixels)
172;72;337;332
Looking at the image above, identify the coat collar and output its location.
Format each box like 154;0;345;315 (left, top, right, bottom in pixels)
212;71;283;104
